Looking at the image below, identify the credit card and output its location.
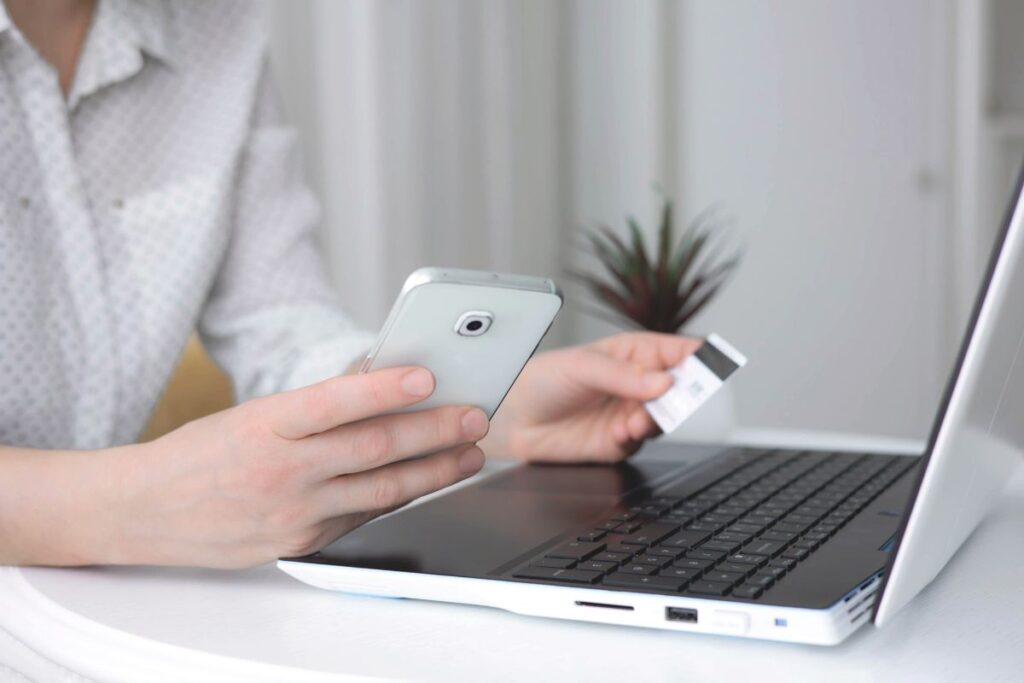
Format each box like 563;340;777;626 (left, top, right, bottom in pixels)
645;333;747;434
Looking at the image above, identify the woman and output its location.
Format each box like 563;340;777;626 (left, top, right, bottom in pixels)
0;0;697;568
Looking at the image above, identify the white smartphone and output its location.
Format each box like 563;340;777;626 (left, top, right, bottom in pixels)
359;267;563;417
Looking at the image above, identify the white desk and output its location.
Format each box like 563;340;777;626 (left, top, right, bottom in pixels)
2;434;1024;682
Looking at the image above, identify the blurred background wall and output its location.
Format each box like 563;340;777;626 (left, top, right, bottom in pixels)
266;0;1024;440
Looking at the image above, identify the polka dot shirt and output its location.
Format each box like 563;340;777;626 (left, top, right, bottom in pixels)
0;0;375;449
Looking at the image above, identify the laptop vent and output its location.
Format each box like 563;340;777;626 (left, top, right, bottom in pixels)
844;573;883;624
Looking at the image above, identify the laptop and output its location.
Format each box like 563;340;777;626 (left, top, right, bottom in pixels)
279;165;1024;645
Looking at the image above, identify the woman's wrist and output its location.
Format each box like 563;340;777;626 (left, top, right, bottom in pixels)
0;442;145;566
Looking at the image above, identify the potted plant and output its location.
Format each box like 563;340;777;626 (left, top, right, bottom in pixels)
574;198;740;334
574;198;741;440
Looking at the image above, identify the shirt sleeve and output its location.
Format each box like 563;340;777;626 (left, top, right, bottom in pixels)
197;58;375;401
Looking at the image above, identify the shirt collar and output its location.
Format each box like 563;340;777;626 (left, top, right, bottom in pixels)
119;0;174;66
0;1;170;56
68;0;175;109
0;4;12;36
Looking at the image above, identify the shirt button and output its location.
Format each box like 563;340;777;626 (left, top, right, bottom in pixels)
112;198;124;209
19;196;30;209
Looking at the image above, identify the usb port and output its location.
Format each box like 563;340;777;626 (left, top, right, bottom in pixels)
666;607;698;623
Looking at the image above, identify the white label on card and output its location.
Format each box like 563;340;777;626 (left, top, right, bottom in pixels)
645;333;747;434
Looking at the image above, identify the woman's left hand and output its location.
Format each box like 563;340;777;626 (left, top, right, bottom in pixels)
481;332;701;463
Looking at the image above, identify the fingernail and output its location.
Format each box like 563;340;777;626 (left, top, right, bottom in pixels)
401;368;434;397
458;448;485;475
645;372;672;392
461;408;489;440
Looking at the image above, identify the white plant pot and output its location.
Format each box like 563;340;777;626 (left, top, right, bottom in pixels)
660;383;738;444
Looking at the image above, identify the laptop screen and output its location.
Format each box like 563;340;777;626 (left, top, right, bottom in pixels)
874;162;1024;625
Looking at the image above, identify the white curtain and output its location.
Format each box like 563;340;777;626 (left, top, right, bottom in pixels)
267;1;962;439
268;0;677;347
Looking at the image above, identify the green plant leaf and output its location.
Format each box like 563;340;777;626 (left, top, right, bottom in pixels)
627;217;652;278
584;233;633;293
670;231;709;293
568;270;629;305
671;283;723;331
596;225;639;276
575;198;740;334
669;256;740;330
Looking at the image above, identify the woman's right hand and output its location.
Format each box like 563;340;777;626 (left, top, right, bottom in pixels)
89;366;487;568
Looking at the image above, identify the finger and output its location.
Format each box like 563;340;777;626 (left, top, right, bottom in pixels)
567;348;674;401
597;332;701;370
259;366;436;440
311;445;486;518
304;405;489;478
626;406;661;441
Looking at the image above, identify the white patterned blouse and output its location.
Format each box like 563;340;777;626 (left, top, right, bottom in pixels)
0;0;374;449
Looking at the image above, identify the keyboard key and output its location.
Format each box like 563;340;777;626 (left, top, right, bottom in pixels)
513;567;602;584
635;554;673;568
598;521;622;531
731;584;763;599
759;530;797;542
785;514;817;524
703;571;744;585
661;566;702;580
781;546;810;561
577;530;607;543
742;515;777;527
686;548;727;562
729;553;768;566
547;541;605;561
744;539;786;557
747;573;776;588
701;540;742;553
678;501;710;515
662;514;694;526
647;547;685;559
768;557;797;570
727;523;763;535
610;521;642;534
618;523;680;547
605;543;641;556
716;562;754;575
603;573;687;592
592;551;631;564
621;563;658;575
577;560;617;573
713;532;752;544
687;580;731;596
661;530;711;548
532;557;576;569
611;511;640;522
674;558;713;571
760;565;787;578
700;514;734;525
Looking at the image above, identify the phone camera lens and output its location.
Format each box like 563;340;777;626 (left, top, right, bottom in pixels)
455;311;494;337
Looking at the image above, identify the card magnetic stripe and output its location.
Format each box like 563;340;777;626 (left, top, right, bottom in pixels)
695;340;741;380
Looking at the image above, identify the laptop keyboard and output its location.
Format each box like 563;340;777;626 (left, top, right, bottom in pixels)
511;450;918;600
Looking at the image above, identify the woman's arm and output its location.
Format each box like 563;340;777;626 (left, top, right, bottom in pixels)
0;444;126;565
198;57;375;402
0;367;486;568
